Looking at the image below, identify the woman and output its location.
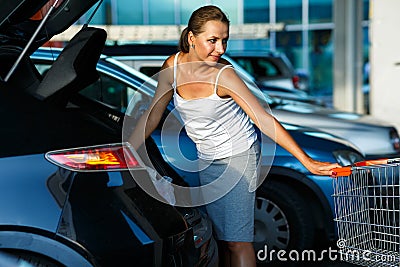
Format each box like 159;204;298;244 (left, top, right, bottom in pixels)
129;5;340;267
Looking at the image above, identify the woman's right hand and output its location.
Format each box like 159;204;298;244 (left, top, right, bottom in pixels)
304;158;341;176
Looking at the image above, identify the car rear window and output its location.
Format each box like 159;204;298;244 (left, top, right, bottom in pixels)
234;57;282;79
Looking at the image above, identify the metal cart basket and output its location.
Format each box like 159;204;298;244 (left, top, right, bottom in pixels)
332;159;400;267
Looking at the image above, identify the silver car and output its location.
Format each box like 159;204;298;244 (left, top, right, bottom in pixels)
103;52;400;159
225;49;309;91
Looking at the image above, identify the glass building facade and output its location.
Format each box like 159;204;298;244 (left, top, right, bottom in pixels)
85;0;370;97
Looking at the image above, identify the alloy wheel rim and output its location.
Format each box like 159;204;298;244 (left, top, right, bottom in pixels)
254;196;290;251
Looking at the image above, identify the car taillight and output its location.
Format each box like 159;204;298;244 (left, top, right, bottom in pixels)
45;143;143;171
292;75;300;89
389;128;400;152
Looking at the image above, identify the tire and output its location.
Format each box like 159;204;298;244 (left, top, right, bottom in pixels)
254;180;315;254
6;250;64;267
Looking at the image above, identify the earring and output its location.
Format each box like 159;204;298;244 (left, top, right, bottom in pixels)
191;43;195;49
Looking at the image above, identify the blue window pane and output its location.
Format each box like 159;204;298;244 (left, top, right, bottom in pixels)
116;0;143;24
82;4;107;24
218;1;238;24
277;0;302;24
244;0;269;23
180;1;207;25
309;0;333;23
149;0;174;24
363;0;370;20
308;29;333;95
276;31;302;68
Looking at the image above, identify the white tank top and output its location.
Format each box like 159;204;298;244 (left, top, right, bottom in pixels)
172;52;257;160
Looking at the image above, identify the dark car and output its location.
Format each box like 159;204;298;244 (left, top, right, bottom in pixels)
0;1;217;266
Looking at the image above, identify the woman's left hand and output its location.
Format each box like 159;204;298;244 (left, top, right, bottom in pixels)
305;158;341;176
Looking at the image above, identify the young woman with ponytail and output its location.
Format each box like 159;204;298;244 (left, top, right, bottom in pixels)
129;5;339;266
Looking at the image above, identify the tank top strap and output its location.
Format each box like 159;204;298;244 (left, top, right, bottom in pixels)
214;64;233;94
172;52;180;90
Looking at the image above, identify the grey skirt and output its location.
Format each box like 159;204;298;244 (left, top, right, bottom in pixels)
199;141;261;242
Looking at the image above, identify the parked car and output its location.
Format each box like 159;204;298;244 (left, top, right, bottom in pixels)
102;43;321;104
225;49;309;91
103;43;309;91
31;46;366;254
101;45;400;160
0;1;217;266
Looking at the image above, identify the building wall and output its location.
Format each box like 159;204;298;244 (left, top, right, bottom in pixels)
85;0;370;108
370;0;400;130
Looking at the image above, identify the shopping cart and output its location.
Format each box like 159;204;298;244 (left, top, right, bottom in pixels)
332;159;400;267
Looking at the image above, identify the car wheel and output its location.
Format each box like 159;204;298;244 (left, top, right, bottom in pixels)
254;180;315;254
7;250;63;267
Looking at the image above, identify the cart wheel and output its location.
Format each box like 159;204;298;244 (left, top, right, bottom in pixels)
254;181;315;255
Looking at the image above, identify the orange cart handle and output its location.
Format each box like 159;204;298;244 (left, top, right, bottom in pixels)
331;158;400;178
331;166;352;178
354;158;389;166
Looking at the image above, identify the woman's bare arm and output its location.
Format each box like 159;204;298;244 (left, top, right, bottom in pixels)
217;67;340;176
129;57;174;150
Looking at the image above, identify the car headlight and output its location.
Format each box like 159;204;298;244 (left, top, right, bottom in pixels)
333;150;365;166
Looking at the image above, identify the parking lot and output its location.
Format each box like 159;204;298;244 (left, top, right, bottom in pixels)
1;1;399;266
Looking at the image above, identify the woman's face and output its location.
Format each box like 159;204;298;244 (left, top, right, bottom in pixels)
190;20;229;64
